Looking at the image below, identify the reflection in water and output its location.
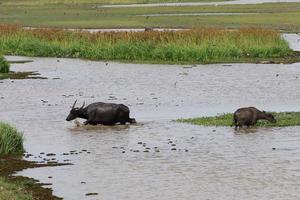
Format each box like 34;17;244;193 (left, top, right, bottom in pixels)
233;127;266;134
0;52;299;200
68;121;143;132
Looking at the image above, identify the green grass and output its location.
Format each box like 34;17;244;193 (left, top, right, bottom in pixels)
0;122;24;155
0;177;33;200
0;26;293;64
0;55;10;73
0;2;300;31
178;112;300;127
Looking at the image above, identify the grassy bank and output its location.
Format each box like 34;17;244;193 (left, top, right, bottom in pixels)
0;2;300;31
0;122;30;200
0;122;63;200
0;25;293;64
0;156;64;200
0;122;24;155
178;112;300;127
0;175;62;200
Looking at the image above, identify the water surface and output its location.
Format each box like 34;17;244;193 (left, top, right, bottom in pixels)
0;34;300;200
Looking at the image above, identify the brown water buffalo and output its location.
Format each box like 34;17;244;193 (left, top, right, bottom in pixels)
232;107;276;129
66;100;136;125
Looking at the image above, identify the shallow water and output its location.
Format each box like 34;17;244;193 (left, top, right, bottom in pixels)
100;0;300;7
0;34;300;200
283;33;300;51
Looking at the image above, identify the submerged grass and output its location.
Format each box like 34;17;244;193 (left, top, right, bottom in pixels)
0;122;24;155
0;25;292;64
178;112;300;127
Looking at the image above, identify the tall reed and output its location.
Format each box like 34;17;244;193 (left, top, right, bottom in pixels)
0;122;24;155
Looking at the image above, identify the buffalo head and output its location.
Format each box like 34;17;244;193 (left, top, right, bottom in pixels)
262;111;277;123
66;100;85;121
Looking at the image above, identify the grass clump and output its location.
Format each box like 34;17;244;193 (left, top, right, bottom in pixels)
0;122;24;155
178;112;300;127
0;25;292;64
0;55;10;73
0;177;33;200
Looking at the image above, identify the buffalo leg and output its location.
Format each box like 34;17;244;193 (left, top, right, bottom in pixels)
235;125;239;130
84;120;95;125
117;109;131;125
85;111;98;125
129;118;136;123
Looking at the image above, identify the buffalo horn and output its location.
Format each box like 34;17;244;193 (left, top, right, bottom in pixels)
72;99;78;109
80;101;85;109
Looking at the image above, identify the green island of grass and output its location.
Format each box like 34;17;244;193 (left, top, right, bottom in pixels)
0;25;296;64
0;54;45;80
178;112;300;127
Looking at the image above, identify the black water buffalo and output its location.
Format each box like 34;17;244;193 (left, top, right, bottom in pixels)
232;107;276;129
66;100;136;125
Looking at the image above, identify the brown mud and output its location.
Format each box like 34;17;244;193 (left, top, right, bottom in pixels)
0;71;47;80
8;60;33;64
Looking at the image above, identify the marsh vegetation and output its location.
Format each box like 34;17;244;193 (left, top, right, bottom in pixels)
178;112;300;127
0;25;292;64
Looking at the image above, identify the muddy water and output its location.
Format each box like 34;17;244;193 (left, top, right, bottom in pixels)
100;0;300;7
0;35;300;199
